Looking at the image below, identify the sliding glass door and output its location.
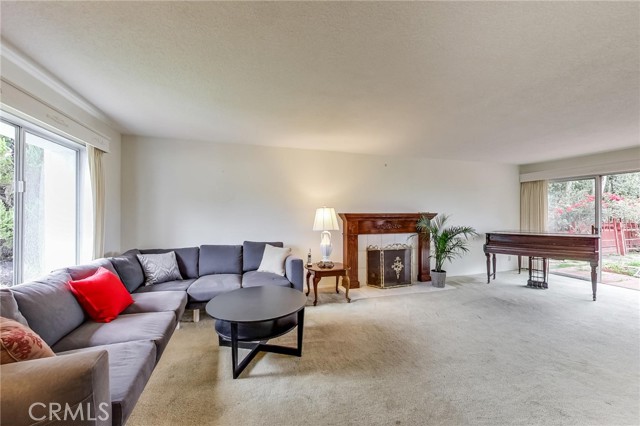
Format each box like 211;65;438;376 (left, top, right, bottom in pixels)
547;178;596;280
22;132;78;283
0;118;83;286
600;172;640;289
547;172;640;289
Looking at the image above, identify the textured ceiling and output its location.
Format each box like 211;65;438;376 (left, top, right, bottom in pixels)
1;1;638;164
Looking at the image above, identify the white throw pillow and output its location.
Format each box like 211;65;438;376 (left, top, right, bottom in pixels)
257;244;291;276
136;252;183;285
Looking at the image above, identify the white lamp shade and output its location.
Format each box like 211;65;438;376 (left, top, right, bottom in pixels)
313;207;340;231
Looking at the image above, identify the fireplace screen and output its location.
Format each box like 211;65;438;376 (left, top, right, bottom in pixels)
367;244;412;288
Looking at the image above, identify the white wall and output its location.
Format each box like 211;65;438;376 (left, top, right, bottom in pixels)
519;147;640;182
122;136;519;276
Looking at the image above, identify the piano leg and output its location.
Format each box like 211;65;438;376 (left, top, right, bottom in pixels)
590;261;598;301
518;256;521;274
486;253;491;283
492;254;496;280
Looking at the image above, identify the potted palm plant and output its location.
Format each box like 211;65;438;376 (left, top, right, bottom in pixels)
416;213;478;287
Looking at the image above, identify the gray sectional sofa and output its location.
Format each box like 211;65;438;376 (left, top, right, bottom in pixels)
118;241;303;317
1;241;303;426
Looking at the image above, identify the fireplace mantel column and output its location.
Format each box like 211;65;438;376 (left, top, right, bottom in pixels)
342;220;359;287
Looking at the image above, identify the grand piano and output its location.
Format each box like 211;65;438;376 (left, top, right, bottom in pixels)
483;231;600;301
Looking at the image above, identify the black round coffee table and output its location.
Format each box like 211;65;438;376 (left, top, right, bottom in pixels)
205;286;307;379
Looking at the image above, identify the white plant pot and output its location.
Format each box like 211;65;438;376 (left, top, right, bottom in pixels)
431;270;447;288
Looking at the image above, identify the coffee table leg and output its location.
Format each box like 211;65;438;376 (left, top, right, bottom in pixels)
220;315;305;379
228;325;262;379
296;309;304;356
231;322;239;379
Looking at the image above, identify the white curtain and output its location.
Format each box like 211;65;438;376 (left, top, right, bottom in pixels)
520;180;548;232
87;146;106;259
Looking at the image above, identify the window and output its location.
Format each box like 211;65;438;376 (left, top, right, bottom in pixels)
547;178;596;234
546;177;596;282
0;118;89;286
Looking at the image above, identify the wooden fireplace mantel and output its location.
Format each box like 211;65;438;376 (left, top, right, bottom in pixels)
338;212;437;288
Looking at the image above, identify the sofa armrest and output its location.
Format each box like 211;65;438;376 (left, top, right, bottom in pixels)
1;350;112;426
285;256;304;292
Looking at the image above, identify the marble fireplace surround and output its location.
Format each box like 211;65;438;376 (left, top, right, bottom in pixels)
338;213;437;288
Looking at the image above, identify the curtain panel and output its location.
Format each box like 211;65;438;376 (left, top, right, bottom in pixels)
87;146;106;259
520;180;548;232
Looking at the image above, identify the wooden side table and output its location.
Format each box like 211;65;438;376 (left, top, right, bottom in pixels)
305;262;351;306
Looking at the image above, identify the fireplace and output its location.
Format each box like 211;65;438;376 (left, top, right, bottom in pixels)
339;212;436;288
367;244;412;288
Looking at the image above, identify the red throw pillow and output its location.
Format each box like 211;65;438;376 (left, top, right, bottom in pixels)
1;316;55;364
68;267;133;323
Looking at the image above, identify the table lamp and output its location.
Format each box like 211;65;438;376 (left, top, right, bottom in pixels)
313;207;340;268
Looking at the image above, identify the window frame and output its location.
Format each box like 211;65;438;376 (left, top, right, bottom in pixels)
0;114;85;285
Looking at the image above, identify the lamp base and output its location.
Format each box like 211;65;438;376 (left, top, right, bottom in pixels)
319;231;334;269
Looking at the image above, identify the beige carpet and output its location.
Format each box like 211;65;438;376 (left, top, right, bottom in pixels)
337;280;455;302
127;272;640;426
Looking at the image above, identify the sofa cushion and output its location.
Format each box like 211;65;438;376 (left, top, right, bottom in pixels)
139;247;199;279
187;274;241;302
133;278;195;293
137;252;183;285
68;267;134;323
65;258;119;281
0;317;55;364
124;291;187;321
52;311;175;361
109;250;144;293
58;340;156;426
242;270;293;288
11;271;86;347
243;241;283;272
199;245;242;275
0;289;28;326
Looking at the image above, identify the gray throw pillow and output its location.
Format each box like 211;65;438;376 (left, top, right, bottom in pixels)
0;288;29;326
110;253;145;293
136;252;183;285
